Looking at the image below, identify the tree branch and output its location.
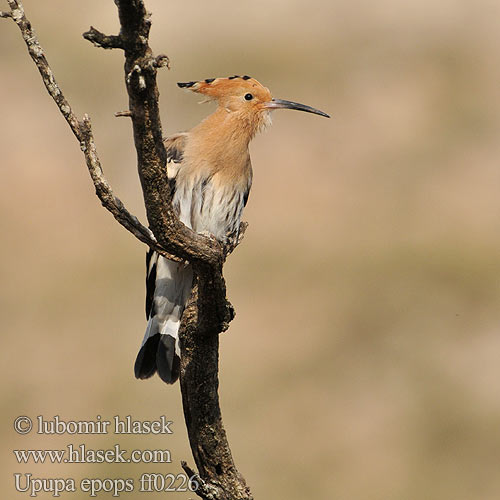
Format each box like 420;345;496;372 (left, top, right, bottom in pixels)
106;1;221;268
79;114;183;262
108;1;252;497
83;26;124;49
2;0;181;262
4;1;253;499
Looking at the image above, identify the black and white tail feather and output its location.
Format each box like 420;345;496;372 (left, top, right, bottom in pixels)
134;134;191;384
134;249;193;383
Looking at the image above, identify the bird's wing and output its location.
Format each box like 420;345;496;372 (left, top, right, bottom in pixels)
164;132;188;193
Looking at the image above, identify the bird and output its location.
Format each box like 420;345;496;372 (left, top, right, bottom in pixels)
134;75;329;384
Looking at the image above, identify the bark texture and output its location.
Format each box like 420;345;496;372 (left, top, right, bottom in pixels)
3;1;252;498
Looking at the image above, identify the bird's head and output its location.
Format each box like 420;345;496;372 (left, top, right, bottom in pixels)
178;75;329;137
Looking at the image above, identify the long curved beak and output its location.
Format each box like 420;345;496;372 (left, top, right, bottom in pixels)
265;98;330;118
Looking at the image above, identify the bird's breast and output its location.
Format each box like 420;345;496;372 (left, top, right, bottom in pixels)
173;158;252;243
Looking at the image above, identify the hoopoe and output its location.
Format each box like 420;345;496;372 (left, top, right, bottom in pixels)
134;75;329;384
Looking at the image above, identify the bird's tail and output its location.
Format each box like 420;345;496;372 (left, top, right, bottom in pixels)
134;252;193;384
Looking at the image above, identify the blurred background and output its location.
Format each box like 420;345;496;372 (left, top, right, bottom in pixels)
2;0;500;498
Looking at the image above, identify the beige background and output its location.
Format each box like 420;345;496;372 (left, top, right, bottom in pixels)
2;1;500;498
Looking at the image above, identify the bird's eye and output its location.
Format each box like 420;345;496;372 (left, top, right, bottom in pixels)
244;93;253;101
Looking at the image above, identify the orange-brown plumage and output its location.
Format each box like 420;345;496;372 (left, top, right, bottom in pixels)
179;75;274;141
135;75;329;384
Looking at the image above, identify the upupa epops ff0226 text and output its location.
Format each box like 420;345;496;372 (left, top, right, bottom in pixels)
134;75;329;384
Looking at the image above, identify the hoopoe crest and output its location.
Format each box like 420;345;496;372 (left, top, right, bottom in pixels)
135;75;329;384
